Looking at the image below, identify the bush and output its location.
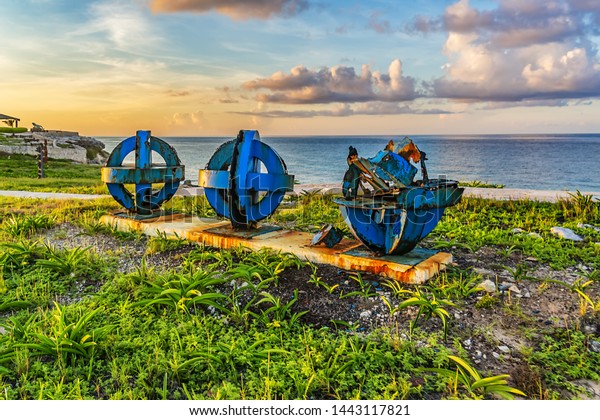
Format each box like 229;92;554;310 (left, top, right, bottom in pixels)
0;127;27;134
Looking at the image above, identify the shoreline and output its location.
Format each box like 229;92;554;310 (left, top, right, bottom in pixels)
1;185;599;203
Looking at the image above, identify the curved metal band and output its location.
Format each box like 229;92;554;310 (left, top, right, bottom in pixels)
199;130;294;226
103;130;184;213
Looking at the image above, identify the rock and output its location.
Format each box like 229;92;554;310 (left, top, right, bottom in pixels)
528;232;542;239
474;267;495;277
498;345;510;353
34;131;109;164
578;223;600;233
590;341;600;353
478;279;497;293
492;352;500;359
360;310;372;319
550;227;583;241
0;326;5;335
511;228;525;234
508;285;522;295
463;339;472;348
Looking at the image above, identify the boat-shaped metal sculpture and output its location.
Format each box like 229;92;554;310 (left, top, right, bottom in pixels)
334;138;463;255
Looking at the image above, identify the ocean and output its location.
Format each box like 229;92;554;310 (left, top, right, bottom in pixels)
99;133;600;192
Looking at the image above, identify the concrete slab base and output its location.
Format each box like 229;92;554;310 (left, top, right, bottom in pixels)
101;212;452;284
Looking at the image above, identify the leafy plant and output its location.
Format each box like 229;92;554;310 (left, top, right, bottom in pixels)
134;270;227;314
398;287;454;340
146;231;189;255
340;272;378;299
307;263;338;294
422;355;526;399
255;290;307;327
1;214;56;237
17;303;113;367
36;243;92;275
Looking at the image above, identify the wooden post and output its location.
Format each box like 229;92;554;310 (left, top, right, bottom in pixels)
37;144;45;179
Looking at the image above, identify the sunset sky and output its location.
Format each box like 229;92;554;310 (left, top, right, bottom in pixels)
2;0;600;136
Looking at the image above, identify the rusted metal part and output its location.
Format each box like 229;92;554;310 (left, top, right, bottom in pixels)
310;224;344;248
198;130;294;229
101;213;452;284
101;130;185;215
336;139;464;255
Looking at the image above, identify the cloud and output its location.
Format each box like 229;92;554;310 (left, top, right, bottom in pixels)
409;0;592;46
368;12;393;34
233;102;452;118
166;90;191;97
86;0;158;49
242;60;418;104
149;0;309;20
413;0;600;102
169;110;207;128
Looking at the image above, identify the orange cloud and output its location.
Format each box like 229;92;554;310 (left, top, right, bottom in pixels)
150;0;308;20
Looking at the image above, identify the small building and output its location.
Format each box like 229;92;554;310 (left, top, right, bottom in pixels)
0;114;20;127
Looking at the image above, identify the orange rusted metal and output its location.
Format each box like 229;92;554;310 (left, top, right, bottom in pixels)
101;213;452;284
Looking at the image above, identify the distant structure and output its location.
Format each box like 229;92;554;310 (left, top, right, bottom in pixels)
31;122;45;132
0;114;20;127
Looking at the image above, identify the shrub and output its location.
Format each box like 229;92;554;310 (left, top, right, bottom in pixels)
0;127;27;134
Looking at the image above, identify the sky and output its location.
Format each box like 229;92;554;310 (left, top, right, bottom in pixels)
2;0;600;136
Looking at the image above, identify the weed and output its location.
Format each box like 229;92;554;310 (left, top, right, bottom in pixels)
146;231;189;255
475;294;500;309
340;272;378;299
307;263;339;294
1;214;56;237
398;288;454;340
421;355;526;399
134;270;227;314
16;302;113;367
35;243;92;275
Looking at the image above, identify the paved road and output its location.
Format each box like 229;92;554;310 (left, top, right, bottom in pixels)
1;186;599;203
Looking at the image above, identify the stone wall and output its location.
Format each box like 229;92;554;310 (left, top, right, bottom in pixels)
0;143;88;163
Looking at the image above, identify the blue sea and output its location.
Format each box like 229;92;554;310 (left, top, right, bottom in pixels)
99;133;600;192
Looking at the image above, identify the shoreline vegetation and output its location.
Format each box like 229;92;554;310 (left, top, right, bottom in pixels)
0;156;599;400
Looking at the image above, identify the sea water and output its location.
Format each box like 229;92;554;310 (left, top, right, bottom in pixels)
99;133;600;191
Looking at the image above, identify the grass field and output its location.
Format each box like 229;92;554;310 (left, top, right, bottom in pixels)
0;153;106;194
0;191;599;400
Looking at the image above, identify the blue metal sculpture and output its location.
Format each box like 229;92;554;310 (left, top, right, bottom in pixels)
101;130;185;214
334;138;463;255
198;130;294;229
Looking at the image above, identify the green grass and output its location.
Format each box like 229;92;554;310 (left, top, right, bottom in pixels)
0;153;106;194
0;193;599;400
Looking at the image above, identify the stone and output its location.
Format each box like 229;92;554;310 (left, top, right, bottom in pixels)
478;279;497;293
463;339;472;348
528;232;542;239
511;228;525;234
590;341;600;353
360;310;372;319
508;285;522;295
498;345;510;353
0;326;5;335
550;227;583;241
578;223;600;233
492;352;500;359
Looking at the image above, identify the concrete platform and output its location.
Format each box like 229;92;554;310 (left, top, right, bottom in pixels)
101;212;453;284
